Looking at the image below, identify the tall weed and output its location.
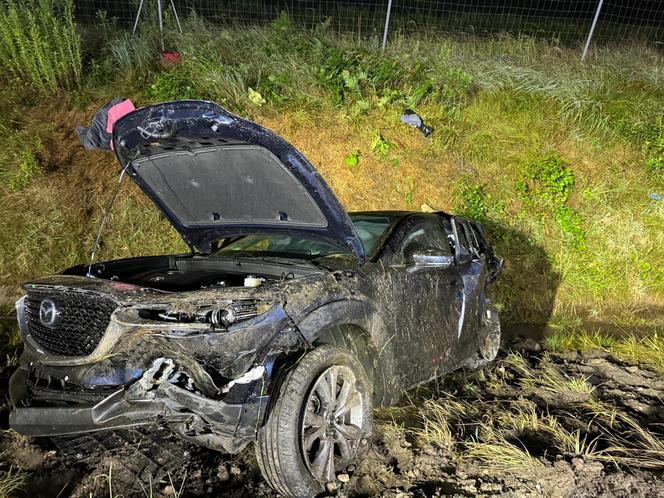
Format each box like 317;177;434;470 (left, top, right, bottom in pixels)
0;0;82;93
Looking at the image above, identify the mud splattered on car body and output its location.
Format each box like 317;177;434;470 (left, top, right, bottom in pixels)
8;101;502;497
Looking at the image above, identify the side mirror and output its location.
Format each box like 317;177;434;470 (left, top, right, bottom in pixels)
408;250;454;270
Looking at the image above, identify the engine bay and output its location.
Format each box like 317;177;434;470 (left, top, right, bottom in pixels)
63;254;320;292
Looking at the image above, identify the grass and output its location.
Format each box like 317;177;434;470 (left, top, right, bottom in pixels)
565;376;595;394
520;364;596;397
0;0;81;94
0;11;661;489
3;148;42;193
0;12;662;329
0;467;26;498
465;435;545;471
377;348;664;478
544;328;664;375
602;414;664;470
613;334;664;374
411;398;466;450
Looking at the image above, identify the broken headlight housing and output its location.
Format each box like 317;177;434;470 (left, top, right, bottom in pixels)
138;300;271;329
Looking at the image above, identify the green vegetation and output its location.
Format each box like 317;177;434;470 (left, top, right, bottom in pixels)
146;68;199;102
0;0;81;93
545;327;664;375
516;154;585;248
643;116;664;180
370;133;392;160
3;148;42;192
0;11;662;329
344;150;360;168
457;182;490;221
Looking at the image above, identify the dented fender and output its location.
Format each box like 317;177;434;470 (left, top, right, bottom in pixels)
111;304;305;382
12;303;306;406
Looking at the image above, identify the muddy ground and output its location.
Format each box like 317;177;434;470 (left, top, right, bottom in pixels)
1;332;663;498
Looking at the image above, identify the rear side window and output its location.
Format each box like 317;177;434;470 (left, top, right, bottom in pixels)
452;218;482;259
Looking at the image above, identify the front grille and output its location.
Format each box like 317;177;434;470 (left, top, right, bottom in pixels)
24;288;118;357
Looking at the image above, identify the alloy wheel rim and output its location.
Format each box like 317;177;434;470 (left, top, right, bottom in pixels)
300;365;364;483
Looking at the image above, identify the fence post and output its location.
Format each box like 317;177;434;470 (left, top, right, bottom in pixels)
157;0;165;51
381;0;393;50
581;0;604;63
132;0;145;34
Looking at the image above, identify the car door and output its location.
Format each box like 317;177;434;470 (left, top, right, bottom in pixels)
386;217;463;388
451;217;490;358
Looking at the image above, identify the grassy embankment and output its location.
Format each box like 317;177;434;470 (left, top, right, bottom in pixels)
0;1;663;490
2;9;663;325
0;2;661;336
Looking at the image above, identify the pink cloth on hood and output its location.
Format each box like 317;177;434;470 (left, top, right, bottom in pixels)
106;99;136;149
106;99;135;133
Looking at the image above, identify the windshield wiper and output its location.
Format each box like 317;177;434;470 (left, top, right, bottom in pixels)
256;255;316;267
212;252;321;268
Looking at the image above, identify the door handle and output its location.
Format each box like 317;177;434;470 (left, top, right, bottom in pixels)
449;279;458;286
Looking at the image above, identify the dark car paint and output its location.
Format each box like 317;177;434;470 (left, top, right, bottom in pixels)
9;100;501;455
111;100;365;260
10;210;500;453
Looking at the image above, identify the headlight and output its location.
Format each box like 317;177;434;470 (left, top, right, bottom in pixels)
207;301;257;327
137;300;271;329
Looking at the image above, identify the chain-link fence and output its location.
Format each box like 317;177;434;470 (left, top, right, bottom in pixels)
74;0;664;54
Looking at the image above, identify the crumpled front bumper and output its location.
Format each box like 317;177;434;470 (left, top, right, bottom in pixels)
9;361;268;453
10;299;307;453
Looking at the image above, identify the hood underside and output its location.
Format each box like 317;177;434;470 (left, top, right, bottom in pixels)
112;100;365;260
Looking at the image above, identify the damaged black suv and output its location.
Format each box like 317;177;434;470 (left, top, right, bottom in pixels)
10;101;502;497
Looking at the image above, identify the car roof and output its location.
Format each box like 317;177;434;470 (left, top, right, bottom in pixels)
349;210;452;222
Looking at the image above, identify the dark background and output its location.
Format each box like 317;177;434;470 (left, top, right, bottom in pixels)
72;0;664;42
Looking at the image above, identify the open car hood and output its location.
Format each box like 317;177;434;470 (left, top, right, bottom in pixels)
112;101;364;261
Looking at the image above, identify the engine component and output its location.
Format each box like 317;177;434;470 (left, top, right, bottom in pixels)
244;275;264;288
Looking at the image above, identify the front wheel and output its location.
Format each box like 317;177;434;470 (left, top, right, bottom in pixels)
256;345;373;497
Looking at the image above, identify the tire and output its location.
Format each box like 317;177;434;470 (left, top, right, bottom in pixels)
255;345;373;498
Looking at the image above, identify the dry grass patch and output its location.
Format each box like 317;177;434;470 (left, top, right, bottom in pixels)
0;466;26;498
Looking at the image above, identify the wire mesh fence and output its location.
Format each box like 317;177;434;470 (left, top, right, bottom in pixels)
388;1;662;43
73;0;664;49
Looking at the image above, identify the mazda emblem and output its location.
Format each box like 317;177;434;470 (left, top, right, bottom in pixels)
39;298;60;328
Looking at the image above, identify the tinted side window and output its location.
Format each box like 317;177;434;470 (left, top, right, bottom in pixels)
400;220;452;263
470;223;489;254
455;223;470;252
455;220;482;259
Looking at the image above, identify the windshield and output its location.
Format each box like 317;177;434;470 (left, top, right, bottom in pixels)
349;215;393;256
213;214;394;259
214;234;341;259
